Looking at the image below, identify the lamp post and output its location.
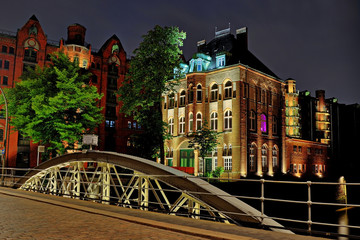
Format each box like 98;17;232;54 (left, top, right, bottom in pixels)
0;86;8;186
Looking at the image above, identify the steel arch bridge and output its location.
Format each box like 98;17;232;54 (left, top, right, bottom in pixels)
16;151;291;234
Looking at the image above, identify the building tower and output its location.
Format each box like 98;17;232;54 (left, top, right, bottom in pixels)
285;79;301;138
315;90;331;144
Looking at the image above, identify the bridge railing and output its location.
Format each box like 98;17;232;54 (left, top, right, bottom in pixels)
1;167;359;239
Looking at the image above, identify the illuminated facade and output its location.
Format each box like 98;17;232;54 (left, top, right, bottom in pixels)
0;15;137;168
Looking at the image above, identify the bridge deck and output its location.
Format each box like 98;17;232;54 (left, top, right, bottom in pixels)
0;187;325;240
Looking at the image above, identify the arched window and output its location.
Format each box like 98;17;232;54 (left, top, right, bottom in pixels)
189;113;193;132
228;144;232;156
261;145;268;172
168;118;174;135
24;47;37;62
224;110;232;130
223;144;227;156
260;114;267;133
250;111;256;131
272;146;278;170
179;116;185;134
2;45;7;53
249;143;257;172
272;116;277;135
224;81;232;99
168;94;174;109
179;90;186;107
188;85;194;103
197;84;202;102
211;84;218;101
210;112;218;130
261;89;266;103
196;112;202;130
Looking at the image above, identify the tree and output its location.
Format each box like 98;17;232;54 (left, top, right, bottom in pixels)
5;51;103;157
118;25;186;162
188;122;219;176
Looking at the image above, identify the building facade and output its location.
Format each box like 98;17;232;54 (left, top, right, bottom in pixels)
163;27;328;178
0;15;138;168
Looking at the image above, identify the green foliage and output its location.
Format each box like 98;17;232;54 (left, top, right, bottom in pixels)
188;121;219;170
5;51;103;156
118;25;186;160
212;166;224;178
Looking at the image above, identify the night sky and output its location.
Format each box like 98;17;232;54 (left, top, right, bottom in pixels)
1;0;359;104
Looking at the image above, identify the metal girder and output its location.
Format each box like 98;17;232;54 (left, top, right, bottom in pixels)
20;161;229;223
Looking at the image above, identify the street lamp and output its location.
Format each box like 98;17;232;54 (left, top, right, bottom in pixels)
0;86;9;186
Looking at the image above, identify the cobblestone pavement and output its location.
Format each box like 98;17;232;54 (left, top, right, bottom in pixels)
0;193;208;240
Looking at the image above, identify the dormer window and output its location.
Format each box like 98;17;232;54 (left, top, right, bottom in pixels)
216;55;225;68
197;59;202;71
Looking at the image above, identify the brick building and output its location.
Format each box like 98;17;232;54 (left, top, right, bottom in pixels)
0;15;138;168
163;27;328;178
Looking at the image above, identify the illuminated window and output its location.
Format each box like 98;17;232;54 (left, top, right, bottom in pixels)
188;85;194;103
249;143;257;172
105;120;115;128
168;118;174;135
224;157;232;171
250;111;256;131
82;60;88;68
189;113;193;132
272;146;278;169
260;114;267;133
223;144;227;156
216;55;225;68
224;110;232;130
224;81;232;99
211;84;218;101
261;145;268;172
179;90;186;106
196;113;202;130
197;59;202;71
210;112;218;130
128;121;131;129
168;94;174;108
196;84;202;102
179;117;185;134
294;164;297;173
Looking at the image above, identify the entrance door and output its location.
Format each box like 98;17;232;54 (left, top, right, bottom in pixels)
180;149;194;167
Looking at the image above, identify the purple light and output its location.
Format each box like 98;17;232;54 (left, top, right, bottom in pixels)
261;114;267;132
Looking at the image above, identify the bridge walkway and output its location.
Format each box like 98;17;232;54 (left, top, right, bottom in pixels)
0;187;325;240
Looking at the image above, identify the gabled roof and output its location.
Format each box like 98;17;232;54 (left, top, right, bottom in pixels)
98;34;124;54
29;15;39;21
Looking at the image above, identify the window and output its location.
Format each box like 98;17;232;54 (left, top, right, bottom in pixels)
294;164;297;173
189;113;193;132
272;116;277;135
196;85;202;102
168;118;174;135
298;164;302;173
73;56;79;64
224;110;232;130
9;47;14;54
224;157;232;171
4;60;9;70
197;59;202;71
0;59;2;68
128;121;131;129
82;60;88;68
105;106;116;117
210;112;218;131
216;55;225;68
2;46;7;53
272;146;278;169
168;94;174;108
2;76;8;85
0;129;3;141
228;144;232;156
24;48;37;62
132;121;137;129
260;114;267;133
243;83;248;98
299;146;302;152
107;77;117;89
307;148;311;154
196;113;202;130
179;90;186;106
250;111;256;131
223;144;227;156
210;84;218;101
188;85;194;103
293;146;297;152
179;117;185;134
261;89;266;103
261;145;268;172
224;81;232;99
249;143;257;172
105;120;115;128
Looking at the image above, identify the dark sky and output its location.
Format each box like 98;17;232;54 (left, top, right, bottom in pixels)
1;0;359;104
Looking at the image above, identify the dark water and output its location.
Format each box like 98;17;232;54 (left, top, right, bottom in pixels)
212;179;360;239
